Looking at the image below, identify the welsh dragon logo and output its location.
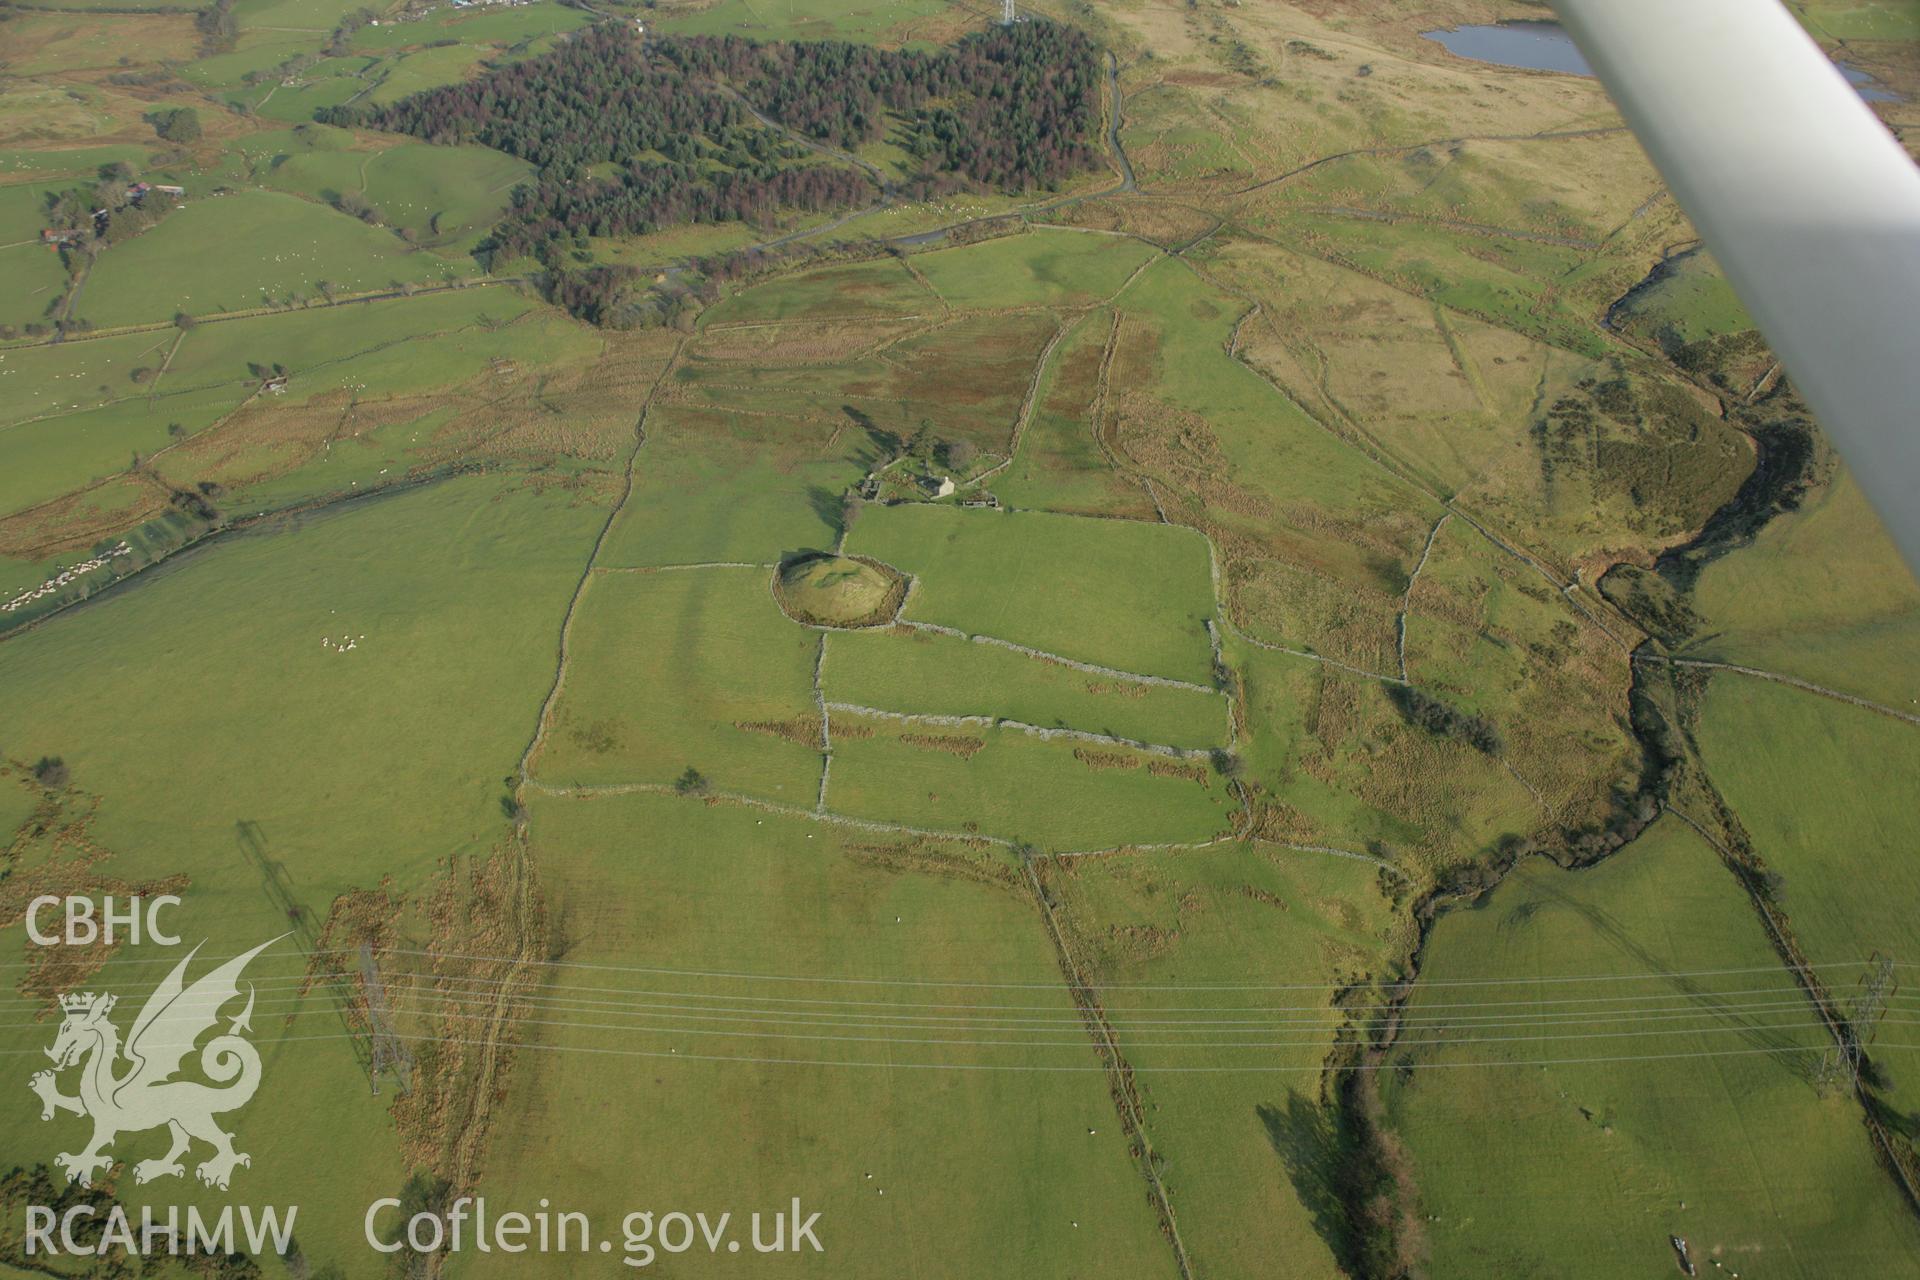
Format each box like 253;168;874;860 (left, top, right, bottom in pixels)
29;938;282;1191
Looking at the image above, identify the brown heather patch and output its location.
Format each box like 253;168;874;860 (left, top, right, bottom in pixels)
735;715;825;748
0;776;189;1008
1105;313;1162;391
1074;747;1139;772
1160;68;1243;88
158;390;354;492
692;318;913;363
840;836;1014;888
1241;884;1289;910
1230;557;1400;674
1055;199;1218;250
1246;798;1321;843
568;717;626;756
1040;328;1103;417
1101;921;1180;967
902;733;984;759
830;720;875;740
1112;391;1274;521
1148;758;1209;785
0;475;167;561
1085;680;1148;700
391;847;547;1186
1306;673;1361;757
303;885;404;1038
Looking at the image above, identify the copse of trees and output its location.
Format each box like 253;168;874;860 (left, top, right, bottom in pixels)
145;107;202;144
1382;684;1504;756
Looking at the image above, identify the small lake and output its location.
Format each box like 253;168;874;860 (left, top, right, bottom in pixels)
1424;20;1592;77
1423;20;1903;103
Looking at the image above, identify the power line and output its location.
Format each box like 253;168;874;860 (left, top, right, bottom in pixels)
0;943;1893;991
5;970;1898;1036
0;1021;1907;1075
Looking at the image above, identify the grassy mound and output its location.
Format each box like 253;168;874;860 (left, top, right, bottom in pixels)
774;554;905;628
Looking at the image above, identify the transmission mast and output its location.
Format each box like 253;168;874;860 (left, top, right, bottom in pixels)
359;942;415;1097
1817;952;1896;1094
1001;0;1015;25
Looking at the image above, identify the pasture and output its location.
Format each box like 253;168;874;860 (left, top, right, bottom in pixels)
1102;252;1445;666
700;257;934;325
1684;461;1920;707
823;711;1230;850
674;309;1058;458
1382;816;1920;1276
824;624;1230;749
533;567;824;800
0;474;605;893
1227;645;1541;872
475;789;1178;1278
0;383;248;520
910;230;1160;310
1694;676;1920;1113
0;243;68;331
77;190;472;329
256;135;532;250
992;307;1161;519
846;504;1218;684
597;406;874;568
1609;247;1755;346
1039;845;1402;1279
0;0;1915;1271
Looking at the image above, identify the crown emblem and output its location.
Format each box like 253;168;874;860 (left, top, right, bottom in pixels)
58;992;113;1016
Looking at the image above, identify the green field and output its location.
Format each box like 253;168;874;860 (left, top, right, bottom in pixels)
824;624;1228;748
701;257;935;325
0;241;69;330
1696;676;1920;1111
0;0;1916;1271
1041;845;1401;1278
599;406;872;568
534;567;825;800
1685;463;1920;708
825;711;1232;849
0;475;605;893
476;789;1178;1279
1383;815;1920;1277
1609;247;1755;345
77;190;473;328
0;475;615;1269
256;137;532;250
847;504;1219;684
911;230;1159;310
0;383;248;519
